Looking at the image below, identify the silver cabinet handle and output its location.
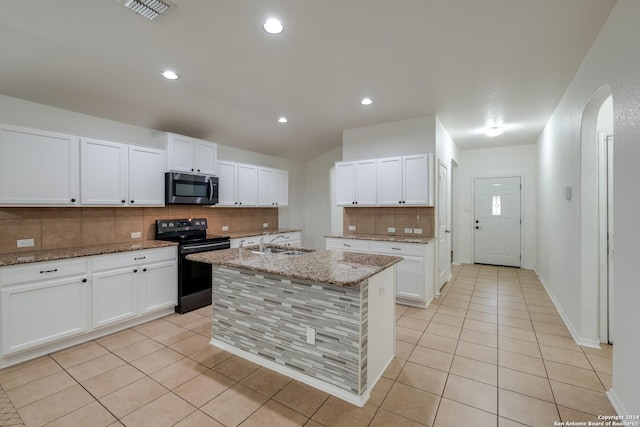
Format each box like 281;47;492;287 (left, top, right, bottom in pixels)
392;247;402;251
344;244;351;247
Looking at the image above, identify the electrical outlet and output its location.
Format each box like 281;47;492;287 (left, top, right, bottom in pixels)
222;225;229;231
387;227;396;233
348;225;356;231
404;228;413;234
306;327;316;345
263;223;269;228
17;238;34;248
413;228;423;234
130;231;141;239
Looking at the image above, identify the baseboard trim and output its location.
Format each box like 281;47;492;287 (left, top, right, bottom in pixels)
535;271;600;348
606;388;628;417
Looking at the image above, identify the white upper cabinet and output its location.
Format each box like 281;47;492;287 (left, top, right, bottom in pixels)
257;167;275;207
157;132;218;176
80;139;164;206
377;153;433;206
81;138;128;205
217;160;289;207
216;160;238;206
274;169;289;206
0;124;79;206
128;145;165;206
237;163;258;206
335;160;377;206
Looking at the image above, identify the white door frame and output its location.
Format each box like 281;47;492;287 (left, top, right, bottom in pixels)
598;133;614;344
471;175;524;267
437;160;450;290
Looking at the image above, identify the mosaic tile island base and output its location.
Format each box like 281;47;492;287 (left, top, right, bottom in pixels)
186;247;400;406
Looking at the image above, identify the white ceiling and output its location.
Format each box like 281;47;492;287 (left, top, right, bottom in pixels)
0;0;616;161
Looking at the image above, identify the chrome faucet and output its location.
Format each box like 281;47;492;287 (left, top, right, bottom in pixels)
267;235;286;250
258;236;266;252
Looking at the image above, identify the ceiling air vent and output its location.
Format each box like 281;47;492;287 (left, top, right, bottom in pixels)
124;0;172;21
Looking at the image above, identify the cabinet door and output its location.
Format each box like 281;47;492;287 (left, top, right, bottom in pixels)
395;255;425;300
1;276;89;355
167;134;196;173
237;164;258;206
91;267;138;329
80;138;128;205
274;169;289;206
335;162;355;206
377;157;403;205
0;125;79;205
128;146;165;206
217;160;238;206
257;167;275;206
355;160;377;205
194;141;218;175
403;154;431;205
139;261;177;314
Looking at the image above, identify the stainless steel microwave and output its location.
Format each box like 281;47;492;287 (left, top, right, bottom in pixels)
165;172;218;205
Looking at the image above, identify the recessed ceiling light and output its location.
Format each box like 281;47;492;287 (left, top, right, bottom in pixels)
263;18;283;34
485;125;504;137
278;117;288;123
161;70;180;80
361;97;373;106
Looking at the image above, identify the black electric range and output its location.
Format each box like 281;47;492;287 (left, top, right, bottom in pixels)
156;218;230;313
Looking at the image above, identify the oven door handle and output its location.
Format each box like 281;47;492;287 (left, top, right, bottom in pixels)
181;242;230;253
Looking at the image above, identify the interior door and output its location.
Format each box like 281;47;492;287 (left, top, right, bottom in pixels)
438;162;449;288
474;177;521;267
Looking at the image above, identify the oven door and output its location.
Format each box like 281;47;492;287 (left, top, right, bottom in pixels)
165;172;218;205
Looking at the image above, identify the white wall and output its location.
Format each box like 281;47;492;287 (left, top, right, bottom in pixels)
536;0;640;414
0;94;305;230
342;116;436;161
303;147;343;249
456;145;537;269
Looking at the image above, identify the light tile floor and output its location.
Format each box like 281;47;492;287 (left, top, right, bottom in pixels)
0;264;614;426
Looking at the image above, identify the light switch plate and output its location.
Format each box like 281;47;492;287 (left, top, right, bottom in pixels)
348;225;356;231
404;228;413;234
263;223;269;228
387;227;396;233
306;327;316;345
17;238;34;248
130;231;141;239
222;225;229;231
413;228;423;234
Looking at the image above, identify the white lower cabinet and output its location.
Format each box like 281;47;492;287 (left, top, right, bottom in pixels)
91;247;177;329
0;259;90;356
326;237;434;307
0;247;177;363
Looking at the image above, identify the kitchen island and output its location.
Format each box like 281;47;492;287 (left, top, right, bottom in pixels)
186;246;401;407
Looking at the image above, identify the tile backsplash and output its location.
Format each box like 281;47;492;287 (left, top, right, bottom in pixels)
343;207;434;237
0;207;278;254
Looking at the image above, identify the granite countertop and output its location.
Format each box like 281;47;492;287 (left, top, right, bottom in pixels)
0;240;178;267
226;229;302;239
325;234;436;244
186;245;401;287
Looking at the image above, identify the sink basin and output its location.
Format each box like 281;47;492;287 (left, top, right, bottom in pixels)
251;248;309;256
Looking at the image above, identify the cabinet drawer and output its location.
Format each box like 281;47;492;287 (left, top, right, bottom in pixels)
0;259;89;287
326;238;370;252
92;247;176;271
370;241;425;257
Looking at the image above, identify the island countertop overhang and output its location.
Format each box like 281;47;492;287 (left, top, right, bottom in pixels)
185;246;401;287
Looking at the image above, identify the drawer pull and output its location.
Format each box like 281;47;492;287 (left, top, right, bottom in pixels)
134;256;146;260
40;269;58;274
392;247;402;251
82;278;87;283
343;244;351;247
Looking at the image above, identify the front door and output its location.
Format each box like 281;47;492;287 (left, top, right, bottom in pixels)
474;177;521;267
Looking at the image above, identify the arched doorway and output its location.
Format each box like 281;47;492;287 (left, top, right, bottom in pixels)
580;86;613;346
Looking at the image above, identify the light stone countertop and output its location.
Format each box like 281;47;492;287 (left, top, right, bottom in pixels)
325;234;435;244
0;240;178;267
226;229;302;239
186;245;401;287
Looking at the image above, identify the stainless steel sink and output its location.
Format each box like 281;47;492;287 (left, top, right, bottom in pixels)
252;248;309;256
